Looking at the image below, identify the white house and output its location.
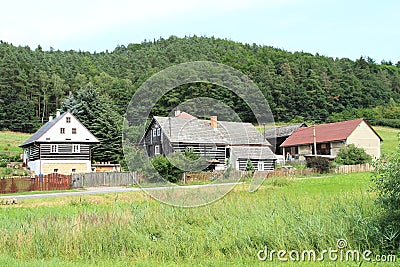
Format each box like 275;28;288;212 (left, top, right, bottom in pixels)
20;111;99;175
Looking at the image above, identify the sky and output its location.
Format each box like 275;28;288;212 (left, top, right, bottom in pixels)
1;0;399;63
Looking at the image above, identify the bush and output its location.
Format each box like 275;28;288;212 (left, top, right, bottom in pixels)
306;157;331;173
0;159;6;168
335;144;372;165
151;155;183;183
372;146;400;251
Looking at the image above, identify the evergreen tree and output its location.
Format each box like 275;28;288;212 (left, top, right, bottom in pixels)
62;83;122;163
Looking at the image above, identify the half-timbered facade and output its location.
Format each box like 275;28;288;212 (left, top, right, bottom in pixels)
141;114;276;171
20;111;99;175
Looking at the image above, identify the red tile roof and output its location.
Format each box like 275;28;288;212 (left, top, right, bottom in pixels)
175;111;197;119
281;119;381;147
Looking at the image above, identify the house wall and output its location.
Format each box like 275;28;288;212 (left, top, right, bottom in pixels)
330;141;345;157
236;159;275;171
346;121;381;158
27;159;91;175
40;143;91;160
36;113;97;143
296;144;312;160
27;159;41;175
41;160;91;175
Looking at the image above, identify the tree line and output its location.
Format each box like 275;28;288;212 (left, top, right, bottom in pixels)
1;36;400;162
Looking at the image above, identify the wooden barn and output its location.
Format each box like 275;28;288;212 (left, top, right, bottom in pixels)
20;111;99;175
140;113;276;171
263;123;307;155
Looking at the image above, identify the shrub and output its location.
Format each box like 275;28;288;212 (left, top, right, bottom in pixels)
372;146;400;251
0;159;6;168
306;157;331;173
335;144;372;165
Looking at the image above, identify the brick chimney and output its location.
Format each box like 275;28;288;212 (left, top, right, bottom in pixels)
210;116;217;129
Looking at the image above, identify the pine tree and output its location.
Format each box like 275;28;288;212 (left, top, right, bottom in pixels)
62;83;122;163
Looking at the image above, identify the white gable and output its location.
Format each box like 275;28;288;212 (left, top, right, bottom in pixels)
36;112;99;143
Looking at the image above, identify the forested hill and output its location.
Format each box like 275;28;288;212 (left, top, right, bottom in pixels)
1;35;400;133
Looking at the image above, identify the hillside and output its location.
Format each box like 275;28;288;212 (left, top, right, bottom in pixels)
1;36;400;134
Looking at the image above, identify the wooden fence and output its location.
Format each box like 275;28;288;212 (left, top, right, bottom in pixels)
71;172;137;188
332;163;375;174
180;163;375;183
0;173;71;194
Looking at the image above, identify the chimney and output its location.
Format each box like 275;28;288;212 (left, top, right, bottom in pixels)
210;116;217;129
56;110;61;118
174;109;181;117
49;115;53;122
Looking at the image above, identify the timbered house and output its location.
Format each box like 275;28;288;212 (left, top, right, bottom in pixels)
20;111;99;175
141;113;276;171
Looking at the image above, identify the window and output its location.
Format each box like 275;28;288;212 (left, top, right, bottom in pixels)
152;129;156;137
257;161;264;171
73;144;80;153
72;128;77;134
60;128;65;134
53;169;58;173
157;128;161;136
66;117;71;123
51;145;58;153
155;145;160;155
71;168;76;173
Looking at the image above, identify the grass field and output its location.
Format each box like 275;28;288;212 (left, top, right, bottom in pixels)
0;172;398;266
0;131;30;154
375;126;400;155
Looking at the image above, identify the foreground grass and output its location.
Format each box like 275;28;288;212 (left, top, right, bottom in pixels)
0;172;397;266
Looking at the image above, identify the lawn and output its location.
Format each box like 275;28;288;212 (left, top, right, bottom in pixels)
0;172;397;266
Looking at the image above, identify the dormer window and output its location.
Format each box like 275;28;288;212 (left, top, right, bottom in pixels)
66;117;71;123
72;128;77;134
60;128;65;134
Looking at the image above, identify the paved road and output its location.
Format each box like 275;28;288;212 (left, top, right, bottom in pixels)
0;182;243;200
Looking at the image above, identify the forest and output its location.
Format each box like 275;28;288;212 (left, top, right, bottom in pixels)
1;36;400;161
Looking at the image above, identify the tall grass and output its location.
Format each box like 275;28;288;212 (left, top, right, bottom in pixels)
0;173;389;265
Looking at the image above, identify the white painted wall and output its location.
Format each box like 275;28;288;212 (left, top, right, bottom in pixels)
36;112;98;143
346;121;381;158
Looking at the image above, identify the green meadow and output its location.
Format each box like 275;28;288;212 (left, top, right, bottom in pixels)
0;172;397;266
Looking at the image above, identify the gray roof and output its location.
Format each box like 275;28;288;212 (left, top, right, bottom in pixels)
264;123;307;139
154;116;271;146
231;146;276;160
20;113;67;147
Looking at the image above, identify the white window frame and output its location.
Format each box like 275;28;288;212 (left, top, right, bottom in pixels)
152;129;157;137
257;161;264;171
72;128;77;134
60;128;65;134
157;128;161;136
50;144;58;153
73;144;80;153
155;145;160;155
66;117;71;123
